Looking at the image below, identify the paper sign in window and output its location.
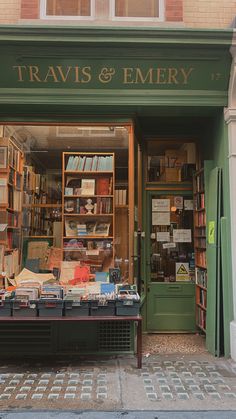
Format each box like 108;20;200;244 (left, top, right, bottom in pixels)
173;229;192;243
184;200;194;210
152;212;170;226
152;199;170;212
156;232;170;242
174;196;183;209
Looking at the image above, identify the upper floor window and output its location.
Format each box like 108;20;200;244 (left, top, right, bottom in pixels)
40;0;94;19
111;0;164;21
39;0;170;22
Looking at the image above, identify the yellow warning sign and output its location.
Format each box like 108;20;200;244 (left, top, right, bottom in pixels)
177;264;188;275
176;263;190;281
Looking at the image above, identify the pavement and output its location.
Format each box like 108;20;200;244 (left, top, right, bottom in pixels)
0;353;236;412
0;411;236;419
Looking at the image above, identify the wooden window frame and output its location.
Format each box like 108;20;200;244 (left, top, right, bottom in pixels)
110;0;165;22
40;0;95;20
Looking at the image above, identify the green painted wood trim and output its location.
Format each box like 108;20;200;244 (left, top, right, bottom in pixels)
0;90;228;107
0;26;233;47
221;217;233;358
205;162;219;356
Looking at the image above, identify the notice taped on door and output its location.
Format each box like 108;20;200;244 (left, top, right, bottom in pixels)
176;262;190;281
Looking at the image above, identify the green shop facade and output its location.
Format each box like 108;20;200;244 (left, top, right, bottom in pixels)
0;26;235;359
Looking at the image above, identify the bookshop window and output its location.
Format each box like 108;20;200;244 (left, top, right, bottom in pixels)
147;141;197;183
113;0;164;19
0;124;130;282
42;0;92;17
150;194;194;283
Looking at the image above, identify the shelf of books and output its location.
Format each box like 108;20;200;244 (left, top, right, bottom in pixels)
62;152;115;273
0;137;24;281
194;168;207;333
22;165;62;237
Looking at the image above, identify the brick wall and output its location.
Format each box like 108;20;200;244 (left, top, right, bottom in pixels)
166;0;183;22
0;0;20;24
21;0;39;19
0;0;235;28
184;0;236;28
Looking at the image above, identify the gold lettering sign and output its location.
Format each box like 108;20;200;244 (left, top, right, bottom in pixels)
12;65;92;84
12;65;195;86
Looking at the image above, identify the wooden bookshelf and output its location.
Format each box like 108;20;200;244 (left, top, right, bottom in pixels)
22;165;62;237
0;137;24;278
62;152;115;273
193;168;207;333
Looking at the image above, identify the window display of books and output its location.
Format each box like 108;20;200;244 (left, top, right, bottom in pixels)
62;152;115;269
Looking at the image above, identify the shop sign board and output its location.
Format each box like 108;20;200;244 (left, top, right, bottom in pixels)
0;56;230;91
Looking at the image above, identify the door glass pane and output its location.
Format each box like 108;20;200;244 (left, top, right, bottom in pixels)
115;0;159;18
150;194;194;283
147;141;196;182
46;0;91;16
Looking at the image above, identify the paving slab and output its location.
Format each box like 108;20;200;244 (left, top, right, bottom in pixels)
0;411;236;419
0;353;235;411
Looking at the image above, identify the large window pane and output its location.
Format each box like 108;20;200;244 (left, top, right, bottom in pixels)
46;0;91;16
115;0;159;18
3;124;130;279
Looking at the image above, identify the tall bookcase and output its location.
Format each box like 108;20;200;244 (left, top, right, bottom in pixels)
0;137;24;279
193;168;207;333
62;152;115;273
22;166;62;238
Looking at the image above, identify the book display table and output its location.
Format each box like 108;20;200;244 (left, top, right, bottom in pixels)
0;315;142;368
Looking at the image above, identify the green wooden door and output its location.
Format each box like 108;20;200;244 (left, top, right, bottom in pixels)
205;163;222;356
146;191;196;332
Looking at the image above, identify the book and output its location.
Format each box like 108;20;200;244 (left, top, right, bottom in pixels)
66;156;74;171
84;157;93;171
77;223;87;236
95;222;110;236
86;222;96;235
91;155;98;171
66;177;80;188
0;178;8;204
72;156;79;171
65;218;79;236
64;200;75;213
122;189;127;205
96;177;110;195
109;267;121;284
65;187;73;196
0;244;4;273
81;179;95;195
